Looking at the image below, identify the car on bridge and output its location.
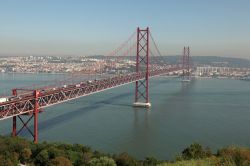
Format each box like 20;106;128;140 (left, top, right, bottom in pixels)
0;97;9;103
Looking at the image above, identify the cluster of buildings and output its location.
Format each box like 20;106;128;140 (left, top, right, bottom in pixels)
0;56;135;74
0;56;250;79
195;66;250;78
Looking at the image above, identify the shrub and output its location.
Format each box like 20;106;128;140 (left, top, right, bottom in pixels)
20;148;32;163
35;149;49;165
88;156;116;166
114;152;138;166
143;156;159;166
218;147;250;166
181;143;212;160
50;156;72;166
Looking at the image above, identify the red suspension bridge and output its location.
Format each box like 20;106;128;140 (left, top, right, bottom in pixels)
0;27;191;143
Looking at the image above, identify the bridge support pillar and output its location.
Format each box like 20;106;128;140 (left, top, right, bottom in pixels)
10;89;40;143
12;116;16;137
12;89;17;137
134;27;151;107
33;90;39;143
182;46;191;82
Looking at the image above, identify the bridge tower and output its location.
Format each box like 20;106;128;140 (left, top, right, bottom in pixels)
11;89;40;143
182;46;191;82
133;27;151;107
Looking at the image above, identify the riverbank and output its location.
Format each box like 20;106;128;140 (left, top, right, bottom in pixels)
0;136;249;166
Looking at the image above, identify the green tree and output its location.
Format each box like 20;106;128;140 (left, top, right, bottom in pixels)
47;146;64;159
0;155;14;166
89;156;116;166
182;143;211;160
20;148;32;163
35;149;49;165
50;156;72;166
75;152;93;165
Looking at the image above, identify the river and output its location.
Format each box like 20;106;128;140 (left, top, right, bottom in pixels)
0;73;250;159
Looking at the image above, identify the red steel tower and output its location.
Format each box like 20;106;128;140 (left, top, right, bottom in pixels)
182;46;190;81
134;27;151;107
12;89;40;143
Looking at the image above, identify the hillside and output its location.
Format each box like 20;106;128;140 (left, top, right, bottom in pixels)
90;55;250;68
162;56;250;68
1;136;250;166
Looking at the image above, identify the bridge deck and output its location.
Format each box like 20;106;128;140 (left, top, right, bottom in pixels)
0;67;181;120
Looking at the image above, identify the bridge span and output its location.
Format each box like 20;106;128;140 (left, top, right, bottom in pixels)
0;27;191;143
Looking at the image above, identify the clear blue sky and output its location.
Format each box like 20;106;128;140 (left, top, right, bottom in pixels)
0;0;250;58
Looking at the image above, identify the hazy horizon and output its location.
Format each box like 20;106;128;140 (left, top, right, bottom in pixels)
1;54;250;61
0;0;250;59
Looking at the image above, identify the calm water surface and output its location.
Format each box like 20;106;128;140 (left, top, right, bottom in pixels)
0;73;250;159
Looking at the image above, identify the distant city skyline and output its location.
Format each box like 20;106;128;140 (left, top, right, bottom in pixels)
0;0;250;58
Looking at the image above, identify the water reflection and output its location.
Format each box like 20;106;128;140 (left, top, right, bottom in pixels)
133;108;150;129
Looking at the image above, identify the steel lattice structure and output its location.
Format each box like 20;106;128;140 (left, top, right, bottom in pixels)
182;46;190;80
135;27;150;104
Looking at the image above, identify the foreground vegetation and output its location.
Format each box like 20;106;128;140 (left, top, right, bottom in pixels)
1;136;250;166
